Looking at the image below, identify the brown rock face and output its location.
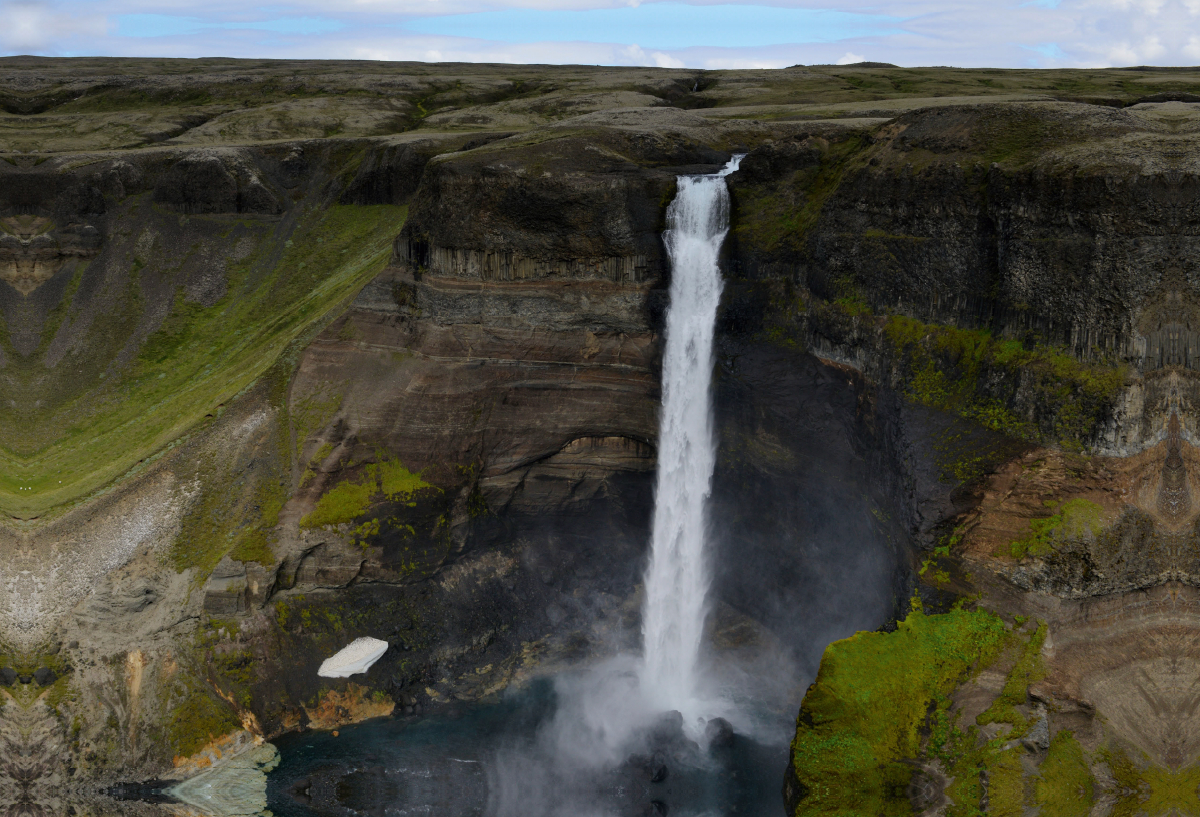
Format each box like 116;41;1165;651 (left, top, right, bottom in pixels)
24;58;1200;817
0;216;100;296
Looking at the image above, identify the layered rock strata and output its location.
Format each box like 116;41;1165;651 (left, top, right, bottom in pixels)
4;58;1200;817
773;102;1200;817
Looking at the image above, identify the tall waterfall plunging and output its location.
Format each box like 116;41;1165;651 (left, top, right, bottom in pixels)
640;155;742;715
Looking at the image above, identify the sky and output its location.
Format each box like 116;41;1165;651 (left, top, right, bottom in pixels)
4;0;1200;70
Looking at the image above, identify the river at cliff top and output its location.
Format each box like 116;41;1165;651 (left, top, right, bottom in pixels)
267;675;790;817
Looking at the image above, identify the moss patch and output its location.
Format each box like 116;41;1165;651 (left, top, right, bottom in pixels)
977;622;1047;736
987;747;1027;817
165;678;241;759
300;456;437;542
733;133;870;258
293;384;346;461
1036;731;1094;817
884;315;1126;449
170;432;288;577
1009;499;1105;559
791;612;1084;817
790;606;1010;816
927;623;1049;817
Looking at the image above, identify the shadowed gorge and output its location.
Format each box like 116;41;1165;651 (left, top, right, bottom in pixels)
7;57;1200;817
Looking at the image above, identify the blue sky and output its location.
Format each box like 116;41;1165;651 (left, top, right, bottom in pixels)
4;0;1200;69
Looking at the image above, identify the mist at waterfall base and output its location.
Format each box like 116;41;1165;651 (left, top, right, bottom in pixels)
267;158;898;816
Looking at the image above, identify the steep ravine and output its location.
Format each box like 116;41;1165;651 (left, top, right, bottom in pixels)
0;106;860;808
2;89;1198;817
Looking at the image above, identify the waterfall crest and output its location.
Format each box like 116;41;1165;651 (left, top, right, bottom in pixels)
640;155;742;716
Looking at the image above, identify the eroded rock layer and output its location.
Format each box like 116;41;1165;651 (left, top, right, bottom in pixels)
5;59;1200;817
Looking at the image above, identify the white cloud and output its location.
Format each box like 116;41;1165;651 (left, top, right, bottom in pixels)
0;0;105;52
836;51;866;64
652;50;684;67
1105;42;1141;64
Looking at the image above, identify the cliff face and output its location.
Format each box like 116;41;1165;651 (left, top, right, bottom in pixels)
0;83;834;797
6;59;1200;817
729;102;1200;455
738;103;1200;816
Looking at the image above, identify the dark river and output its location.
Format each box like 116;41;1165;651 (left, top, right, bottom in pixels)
266;677;790;817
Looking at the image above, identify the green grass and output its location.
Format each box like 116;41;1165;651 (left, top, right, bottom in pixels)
1036;732;1094;817
790;606;1010;816
300;456;438;542
988;748;1027;817
0;203;406;518
165;679;241;759
1010;499;1105;559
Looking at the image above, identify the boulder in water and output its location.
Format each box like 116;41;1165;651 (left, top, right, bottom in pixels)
318;637;389;678
704;717;734;749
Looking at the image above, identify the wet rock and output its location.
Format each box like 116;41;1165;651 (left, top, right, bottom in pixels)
646;710;685;746
287;777;312;805
335;766;400;816
704;717;735;749
907;763;950;814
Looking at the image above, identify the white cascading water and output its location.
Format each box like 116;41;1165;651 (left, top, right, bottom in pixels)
487;160;745;815
640;155;742;717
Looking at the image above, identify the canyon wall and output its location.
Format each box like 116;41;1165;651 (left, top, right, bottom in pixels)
3;59;1200;817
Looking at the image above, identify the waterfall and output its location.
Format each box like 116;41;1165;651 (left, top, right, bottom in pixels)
640;155;742;715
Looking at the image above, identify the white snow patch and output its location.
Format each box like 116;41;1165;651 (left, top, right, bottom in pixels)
318;637;389;678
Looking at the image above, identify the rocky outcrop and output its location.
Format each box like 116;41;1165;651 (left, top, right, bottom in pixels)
167;735;279;817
